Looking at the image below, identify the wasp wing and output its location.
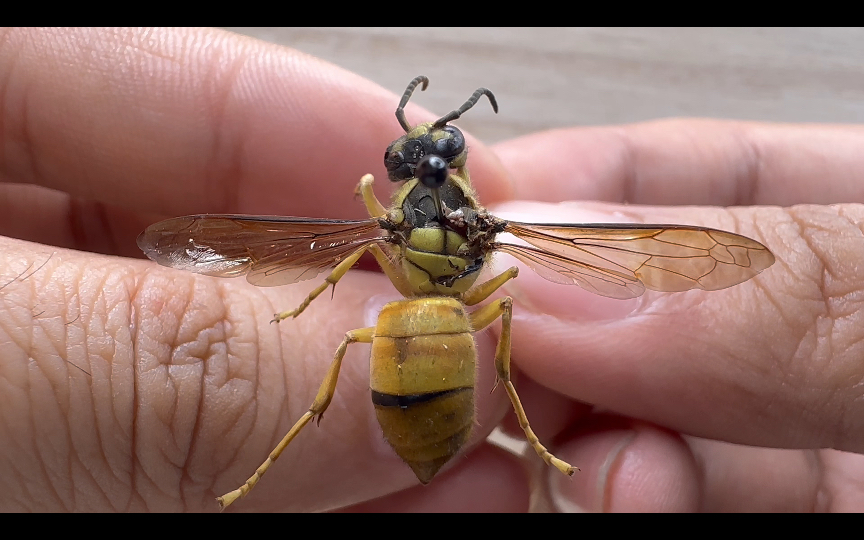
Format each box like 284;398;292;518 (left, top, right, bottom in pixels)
497;222;774;299
137;215;387;287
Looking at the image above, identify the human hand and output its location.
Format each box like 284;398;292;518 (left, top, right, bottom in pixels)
1;27;862;512
490;120;864;511
0;27;519;513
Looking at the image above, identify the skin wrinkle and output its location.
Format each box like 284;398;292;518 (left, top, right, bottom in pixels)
613;127;639;205
839;205;864;236
16;61;41;188
0;380;30;506
33;311;83;507
5;460;28;510
218;280;267;499
71;305;109;511
92;287;117;500
205;284;260;492
786;199;864;451
831;208;864;300
180;323;215;505
176;285;234;506
130;266;155;509
181;276;278;502
0;293;32;487
85;267;124;510
746;221;788;328
200;40;251;216
772;214;818;333
28;359;67;510
732;124;763;207
122;280;137;513
21;262;69;510
785;208;835;356
128;28;187;66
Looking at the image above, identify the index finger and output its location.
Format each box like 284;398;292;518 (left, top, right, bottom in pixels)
494;119;864;206
489;123;864;453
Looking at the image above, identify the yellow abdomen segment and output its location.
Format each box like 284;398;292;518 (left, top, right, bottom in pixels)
370;297;477;483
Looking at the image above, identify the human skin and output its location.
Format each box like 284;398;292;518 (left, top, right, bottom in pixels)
1;27;863;512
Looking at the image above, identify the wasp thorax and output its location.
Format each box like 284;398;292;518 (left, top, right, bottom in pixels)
385;123;467;182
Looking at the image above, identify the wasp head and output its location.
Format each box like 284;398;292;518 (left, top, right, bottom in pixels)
384;124;466;182
385;75;496;183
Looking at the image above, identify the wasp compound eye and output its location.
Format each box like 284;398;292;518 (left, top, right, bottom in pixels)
433;126;466;159
417;155;448;189
385;149;413;182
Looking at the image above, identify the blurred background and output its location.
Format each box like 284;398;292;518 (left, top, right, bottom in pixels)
228;27;864;144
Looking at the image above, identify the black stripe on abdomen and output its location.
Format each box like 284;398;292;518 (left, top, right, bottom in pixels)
371;387;472;409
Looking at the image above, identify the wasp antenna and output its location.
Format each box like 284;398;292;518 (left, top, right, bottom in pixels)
396;75;430;132
433;87;498;128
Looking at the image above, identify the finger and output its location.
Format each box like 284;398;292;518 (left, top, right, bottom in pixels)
490;200;864;454
0;28;510;221
686;438;826;512
0;184;156;257
546;415;701;512
493;119;864;206
0;237;510;511
542;416;861;512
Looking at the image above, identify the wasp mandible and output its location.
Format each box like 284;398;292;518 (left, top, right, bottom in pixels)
137;76;775;509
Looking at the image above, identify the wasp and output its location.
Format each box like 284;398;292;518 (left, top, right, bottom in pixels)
137;76;775;509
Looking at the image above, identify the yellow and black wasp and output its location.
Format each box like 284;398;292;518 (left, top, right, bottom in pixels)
137;76;775;509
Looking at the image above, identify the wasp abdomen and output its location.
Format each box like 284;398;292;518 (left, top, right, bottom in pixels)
370;298;477;483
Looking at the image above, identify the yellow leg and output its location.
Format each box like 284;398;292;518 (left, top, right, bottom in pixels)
368;244;413;298
271;242;412;323
217;326;375;510
272;246;368;322
352;174;413;296
470;298;578;478
273;174;413;322
355;174;387;217
462;266;519;306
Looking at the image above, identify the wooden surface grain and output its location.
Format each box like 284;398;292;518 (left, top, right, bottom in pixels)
227;27;864;143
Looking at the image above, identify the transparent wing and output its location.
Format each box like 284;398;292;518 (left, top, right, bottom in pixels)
499;222;775;299
137;215;387;286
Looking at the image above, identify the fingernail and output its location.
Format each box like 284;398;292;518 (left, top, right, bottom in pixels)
490;201;643;321
548;428;637;513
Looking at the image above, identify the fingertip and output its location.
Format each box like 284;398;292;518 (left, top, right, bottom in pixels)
548;418;701;512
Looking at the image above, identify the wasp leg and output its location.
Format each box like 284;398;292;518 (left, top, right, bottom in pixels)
462;266;519;306
356;173;387;218
272;242;411;323
470;298;579;478
271;246;368;323
368;244;413;298
217;326;375;510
